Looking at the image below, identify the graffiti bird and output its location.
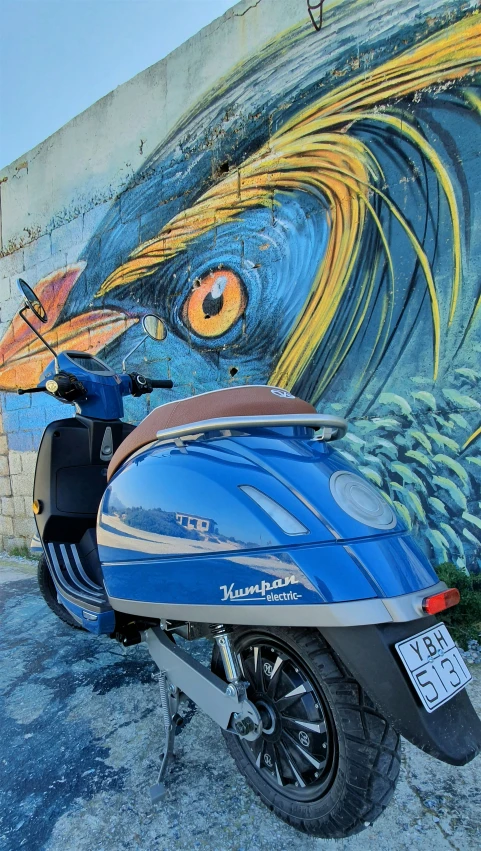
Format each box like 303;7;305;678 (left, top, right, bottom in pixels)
1;9;480;438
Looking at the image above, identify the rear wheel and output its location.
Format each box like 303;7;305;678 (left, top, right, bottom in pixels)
212;626;400;838
37;555;83;629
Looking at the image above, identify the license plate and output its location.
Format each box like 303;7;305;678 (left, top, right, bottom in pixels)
395;622;472;713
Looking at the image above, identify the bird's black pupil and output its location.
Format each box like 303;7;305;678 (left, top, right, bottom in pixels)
202;290;224;319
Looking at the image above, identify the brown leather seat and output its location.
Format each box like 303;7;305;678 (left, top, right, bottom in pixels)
107;385;316;481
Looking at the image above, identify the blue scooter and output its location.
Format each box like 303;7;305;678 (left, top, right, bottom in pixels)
17;278;481;838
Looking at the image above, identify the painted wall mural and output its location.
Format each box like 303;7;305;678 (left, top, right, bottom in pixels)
0;0;480;570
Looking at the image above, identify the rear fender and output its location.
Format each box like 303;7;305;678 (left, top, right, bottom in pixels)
320;618;481;766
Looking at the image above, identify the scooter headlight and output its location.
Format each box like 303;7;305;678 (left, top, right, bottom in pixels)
329;471;396;530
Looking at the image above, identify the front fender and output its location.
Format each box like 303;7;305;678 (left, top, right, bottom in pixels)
320;618;481;766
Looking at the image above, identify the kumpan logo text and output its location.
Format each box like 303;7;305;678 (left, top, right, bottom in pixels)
220;574;302;603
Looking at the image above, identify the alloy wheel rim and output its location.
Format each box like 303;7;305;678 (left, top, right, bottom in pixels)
236;635;338;801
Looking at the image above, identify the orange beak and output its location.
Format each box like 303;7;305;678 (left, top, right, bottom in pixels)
0;264;138;390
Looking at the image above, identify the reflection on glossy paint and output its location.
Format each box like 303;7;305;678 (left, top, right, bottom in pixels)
99;511;241;558
99;426;438;608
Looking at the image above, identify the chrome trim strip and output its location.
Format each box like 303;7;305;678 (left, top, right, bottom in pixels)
382;580;447;621
70;544;103;592
155;414;348;444
55;584;105;614
48;543;106;607
47;543;64;584
59;544;90;594
109;598;391;627
108;583;446;627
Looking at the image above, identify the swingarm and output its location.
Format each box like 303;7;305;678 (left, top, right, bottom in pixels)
144;626;262;801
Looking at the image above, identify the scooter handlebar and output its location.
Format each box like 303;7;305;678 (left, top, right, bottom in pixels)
149;379;174;389
128;373;174;396
17;386;46;395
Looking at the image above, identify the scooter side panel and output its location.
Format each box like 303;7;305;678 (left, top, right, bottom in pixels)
347;534;438;597
99;430;439;610
98;439;335;560
101;543;377;608
224;434;408;540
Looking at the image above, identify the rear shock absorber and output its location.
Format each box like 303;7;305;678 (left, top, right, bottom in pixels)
211;626;259;736
211;624;247;700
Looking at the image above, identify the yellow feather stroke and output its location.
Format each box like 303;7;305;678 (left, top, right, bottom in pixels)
463;425;481;451
97;15;480;392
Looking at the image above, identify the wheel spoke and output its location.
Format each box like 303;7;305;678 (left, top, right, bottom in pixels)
275;682;311;712
255;739;265;768
281;715;326;735
278;740;306;788
252;645;265;692
237;638;338;799
266;655;284;699
249;733;263;761
263;741;283;786
273;744;284;787
283;729;326;770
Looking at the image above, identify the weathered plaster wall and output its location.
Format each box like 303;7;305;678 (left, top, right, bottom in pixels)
0;0;303;550
0;0;480;570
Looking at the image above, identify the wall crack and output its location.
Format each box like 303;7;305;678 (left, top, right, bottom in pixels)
234;0;262;17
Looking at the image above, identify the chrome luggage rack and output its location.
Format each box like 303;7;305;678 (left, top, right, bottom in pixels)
156;414;348;444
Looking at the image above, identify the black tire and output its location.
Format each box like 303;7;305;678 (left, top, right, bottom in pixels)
212;626;400;838
37;556;83;630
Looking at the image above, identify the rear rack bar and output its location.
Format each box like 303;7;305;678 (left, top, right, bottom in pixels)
156;414;348;444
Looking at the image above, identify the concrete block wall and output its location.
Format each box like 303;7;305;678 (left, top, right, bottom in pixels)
0;0;480;571
0;204;113;551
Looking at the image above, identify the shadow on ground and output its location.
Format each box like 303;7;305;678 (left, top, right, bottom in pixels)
0;558;479;851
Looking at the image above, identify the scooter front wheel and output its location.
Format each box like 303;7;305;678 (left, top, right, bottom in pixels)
212;626;400;838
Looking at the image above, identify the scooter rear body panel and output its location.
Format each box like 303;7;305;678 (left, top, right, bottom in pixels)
98;426;440;624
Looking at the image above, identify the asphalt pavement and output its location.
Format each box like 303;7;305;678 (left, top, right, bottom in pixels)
0;556;480;851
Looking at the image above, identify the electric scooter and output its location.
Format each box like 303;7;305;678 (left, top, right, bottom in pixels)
15;278;481;838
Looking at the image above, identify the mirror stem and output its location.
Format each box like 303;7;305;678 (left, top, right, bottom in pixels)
19;307;59;372
121;335;146;372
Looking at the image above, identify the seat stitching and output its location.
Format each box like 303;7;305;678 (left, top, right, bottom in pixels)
162;401;181;429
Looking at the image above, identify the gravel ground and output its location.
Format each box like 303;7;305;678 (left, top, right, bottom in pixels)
0;555;480;851
459;639;481;666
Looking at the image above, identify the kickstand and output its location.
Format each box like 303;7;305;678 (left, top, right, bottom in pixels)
149;672;179;804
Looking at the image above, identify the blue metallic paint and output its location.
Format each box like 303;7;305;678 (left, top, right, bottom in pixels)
347;535;439;598
55;589;116;635
101;545;377;607
98;426;439;610
40;353;131;420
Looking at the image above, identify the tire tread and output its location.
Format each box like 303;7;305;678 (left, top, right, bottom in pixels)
219;626;401;839
37;556;83;630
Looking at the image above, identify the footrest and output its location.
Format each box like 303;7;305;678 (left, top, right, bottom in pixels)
47;542;108;608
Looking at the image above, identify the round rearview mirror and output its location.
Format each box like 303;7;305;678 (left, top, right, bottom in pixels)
142;313;167;341
17;278;48;323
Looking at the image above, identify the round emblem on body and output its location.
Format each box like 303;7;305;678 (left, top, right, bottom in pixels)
329;470;397;530
270;388;295;398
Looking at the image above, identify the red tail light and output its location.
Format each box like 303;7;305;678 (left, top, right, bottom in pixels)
422;587;460;615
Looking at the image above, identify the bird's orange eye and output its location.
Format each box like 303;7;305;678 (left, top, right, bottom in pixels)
182;269;247;338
